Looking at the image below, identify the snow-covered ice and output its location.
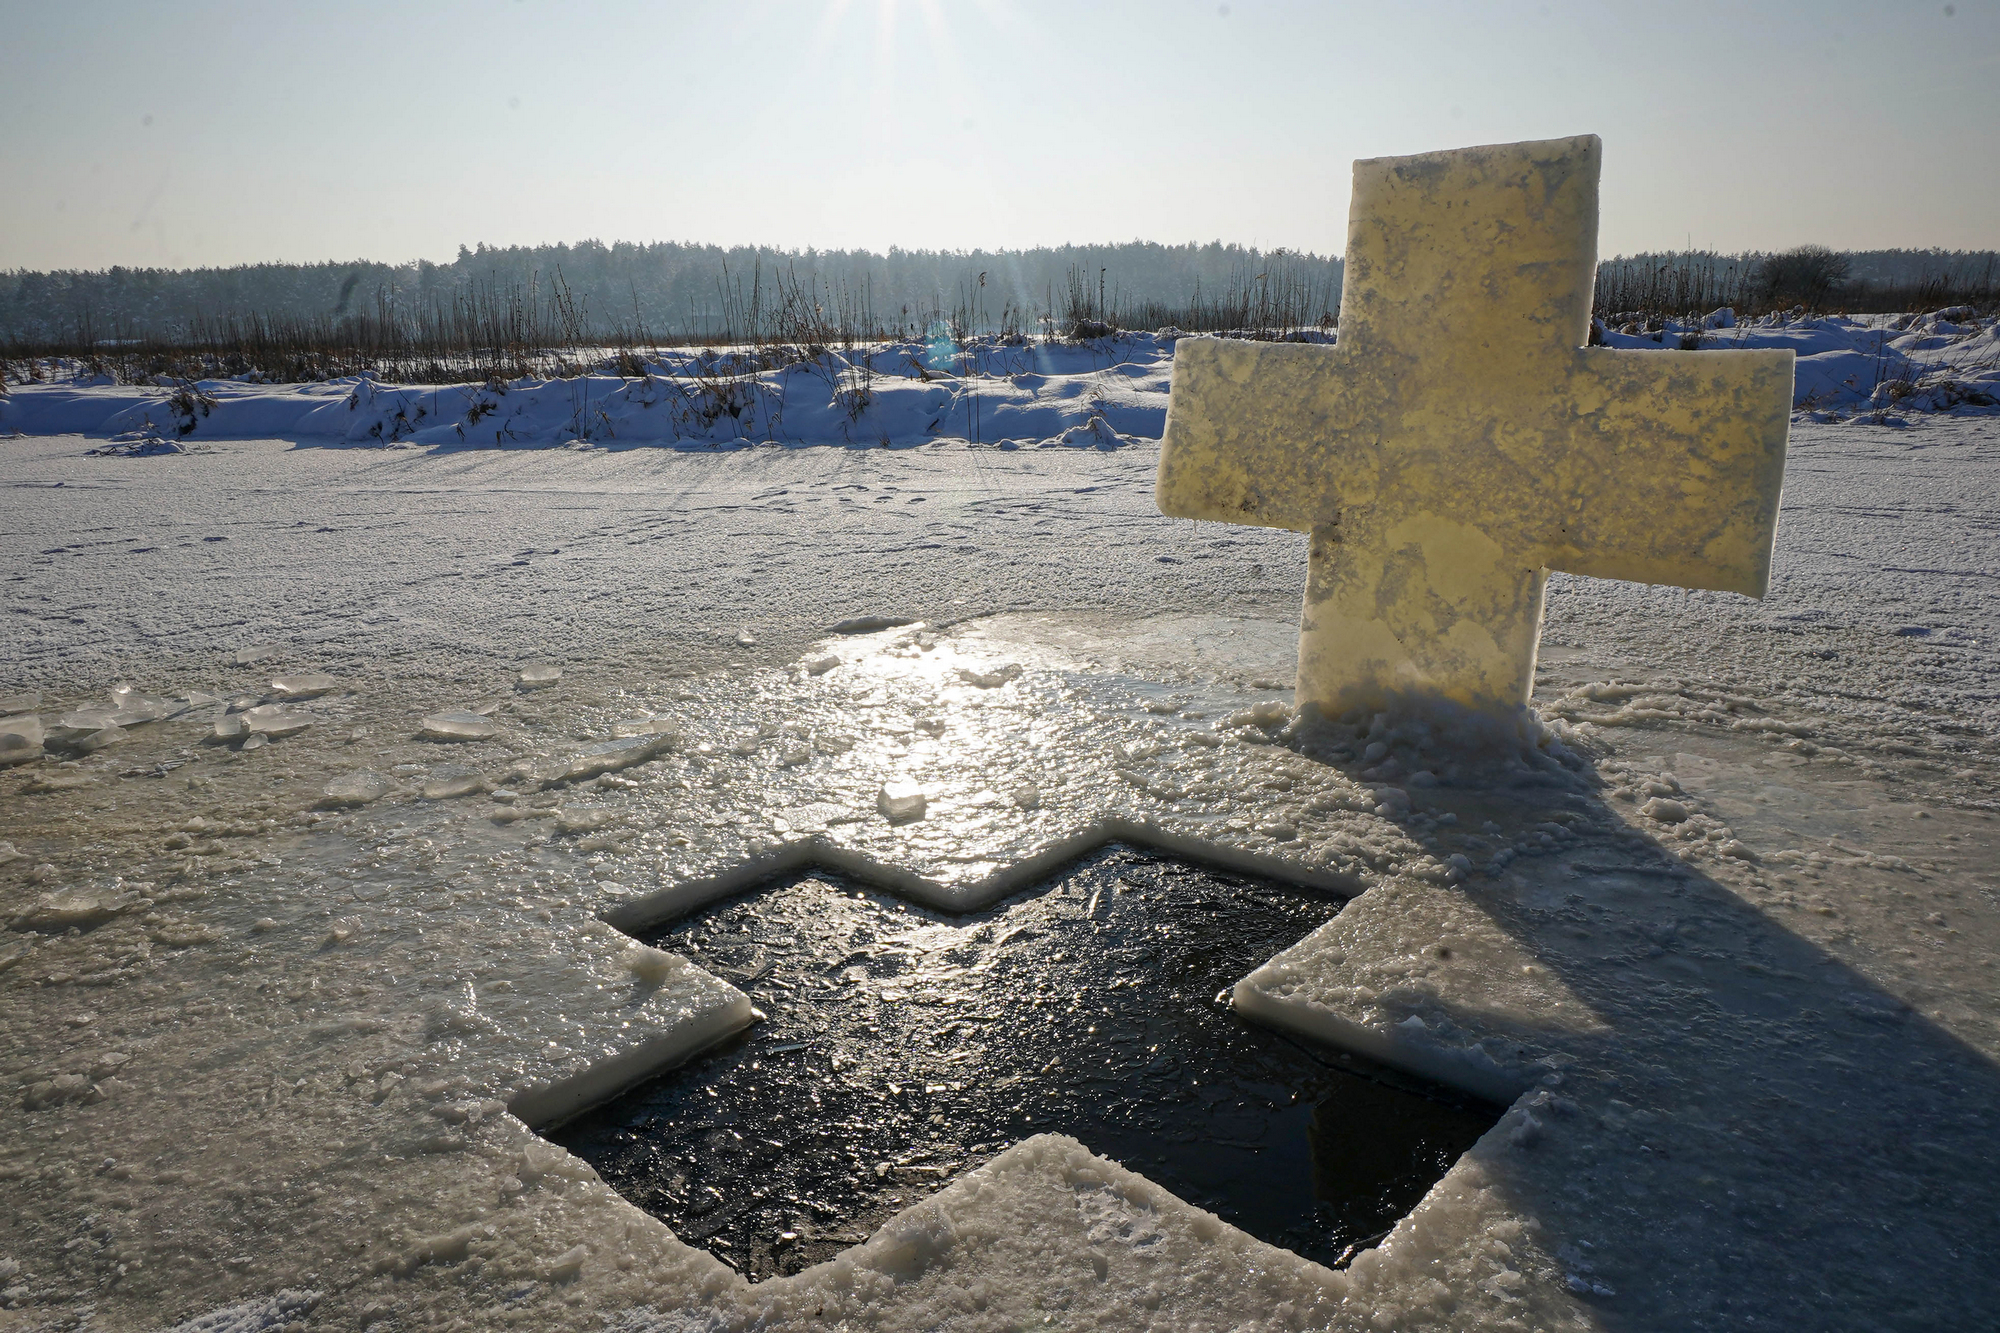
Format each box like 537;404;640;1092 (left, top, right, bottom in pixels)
0;380;1996;1329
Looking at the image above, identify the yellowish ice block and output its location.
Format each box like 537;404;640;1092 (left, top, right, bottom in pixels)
1157;135;1794;718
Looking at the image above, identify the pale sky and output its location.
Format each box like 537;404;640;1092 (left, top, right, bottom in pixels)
2;0;1994;272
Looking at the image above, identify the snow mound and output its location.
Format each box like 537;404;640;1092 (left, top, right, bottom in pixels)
7;334;1179;451
1599;308;2000;415
82;430;192;457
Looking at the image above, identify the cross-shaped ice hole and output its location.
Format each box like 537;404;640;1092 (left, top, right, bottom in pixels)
547;844;1500;1281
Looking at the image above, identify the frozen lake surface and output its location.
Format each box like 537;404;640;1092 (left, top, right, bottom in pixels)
0;414;1997;1331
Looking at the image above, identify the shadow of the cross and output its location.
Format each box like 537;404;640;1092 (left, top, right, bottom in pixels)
1293;757;2000;1331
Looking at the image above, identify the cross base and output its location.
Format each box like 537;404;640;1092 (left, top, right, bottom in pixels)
1300;512;1549;717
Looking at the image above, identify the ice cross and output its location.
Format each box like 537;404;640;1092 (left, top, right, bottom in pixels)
1157;135;1794;717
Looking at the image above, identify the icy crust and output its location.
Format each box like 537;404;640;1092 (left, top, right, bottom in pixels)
0;335;1172;451
497;934;753;1131
1335;1146;1593;1333
654;1135;1349;1333
1235;875;1606;1105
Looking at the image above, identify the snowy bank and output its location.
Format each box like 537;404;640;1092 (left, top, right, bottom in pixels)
4;312;1992;453
1599;307;2000;417
0;337;1177;451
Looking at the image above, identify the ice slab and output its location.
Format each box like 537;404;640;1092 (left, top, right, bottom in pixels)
503;947;755;1130
875;781;928;824
417;711;502;742
420;770;487;800
610;716;678;738
269;673;336;700
534;732;680;787
73;724;127;754
1234;874;1608;1103
8;885;148;933
1158;135;1793;716
0;713;43;764
45;709;118;745
241;704;312;738
321;771;392;808
518;662;562;690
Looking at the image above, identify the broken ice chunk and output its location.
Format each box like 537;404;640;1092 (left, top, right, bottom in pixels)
109;694;182;725
46;710;119;746
1640;797;1690;824
877;782;928;824
0;692;42;716
803;654;841;676
108;684;177;717
421;770;488;800
735;628;758;646
957;663;1023;689
230;645;276;666
209;714;248;744
321;771;392;808
242;705;313;738
418;711;503;742
609;716;677;738
537;732;678;786
555;807;618;835
830;615;916;635
621;943;682;985
0;714;43;765
518;663;562;690
1010;783;1042;811
74;725;127;754
11;888;145;933
544;1244;588;1282
270;673;337;700
1228;700;1292;730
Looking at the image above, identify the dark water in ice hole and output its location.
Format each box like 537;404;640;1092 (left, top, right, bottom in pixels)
552;846;1499;1280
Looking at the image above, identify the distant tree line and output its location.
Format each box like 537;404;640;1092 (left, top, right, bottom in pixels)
0;240;1344;343
5;240;1988;350
1594;247;1998;319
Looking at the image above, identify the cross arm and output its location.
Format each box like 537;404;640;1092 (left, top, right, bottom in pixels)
1156;338;1381;534
1538;348;1795;596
